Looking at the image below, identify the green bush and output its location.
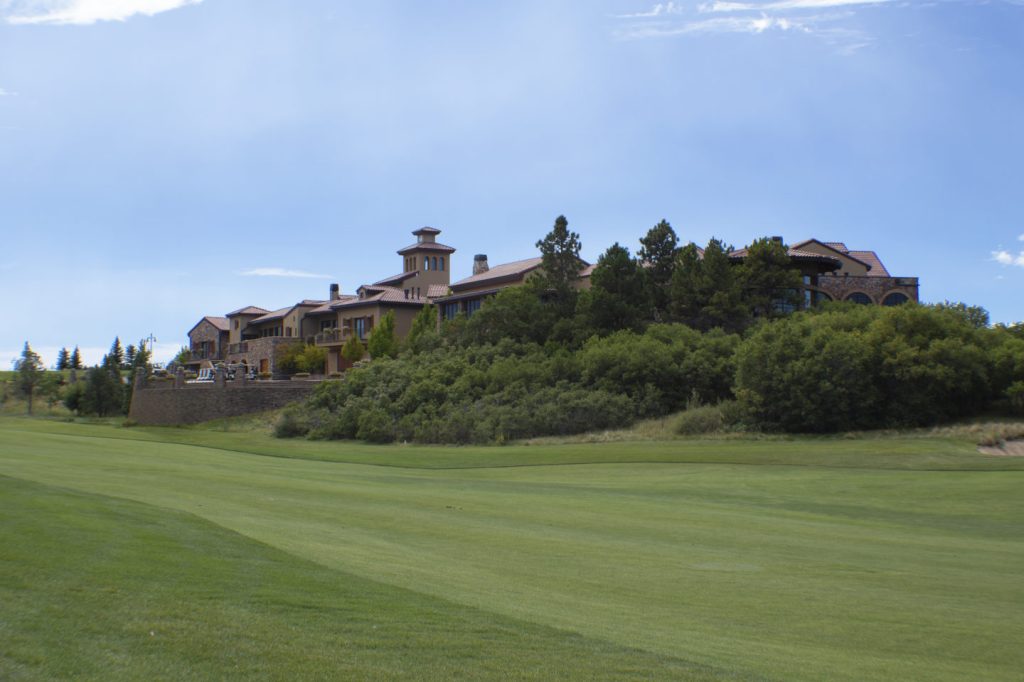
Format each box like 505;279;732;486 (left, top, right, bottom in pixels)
675;405;725;436
1008;381;1024;416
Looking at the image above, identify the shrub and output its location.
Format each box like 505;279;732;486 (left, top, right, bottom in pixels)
675;405;726;436
1008;381;1024;416
274;405;310;438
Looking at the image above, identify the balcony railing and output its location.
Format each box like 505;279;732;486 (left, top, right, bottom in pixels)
314;329;350;346
228;342;249;354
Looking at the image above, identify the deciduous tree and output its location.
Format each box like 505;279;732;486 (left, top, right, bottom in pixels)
367;311;399;359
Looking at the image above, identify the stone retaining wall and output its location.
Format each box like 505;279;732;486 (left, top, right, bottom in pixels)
129;381;315;425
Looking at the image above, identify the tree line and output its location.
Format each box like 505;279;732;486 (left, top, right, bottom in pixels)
274;216;1024;443
9;336;152;417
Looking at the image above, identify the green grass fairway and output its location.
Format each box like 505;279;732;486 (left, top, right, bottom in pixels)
1;418;1022;680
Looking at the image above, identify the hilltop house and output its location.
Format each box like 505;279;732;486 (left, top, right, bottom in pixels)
186;228;917;375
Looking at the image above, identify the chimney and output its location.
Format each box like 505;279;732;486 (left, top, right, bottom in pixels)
771;236;784;244
329;283;340;301
473;254;489;275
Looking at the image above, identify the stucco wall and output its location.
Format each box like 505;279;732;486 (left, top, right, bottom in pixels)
129;382;314;425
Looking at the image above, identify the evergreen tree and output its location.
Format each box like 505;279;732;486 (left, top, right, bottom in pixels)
638;219;679;318
81;366;125;417
367;311;399;359
125;344;137;368
341;334;366;365
699;238;749;332
108;337;125;369
14;341;44;415
669;243;704;326
533;215;583;312
55;347;70;371
123;339;153;414
70;346;83;370
406;304;440;353
582;243;650;334
739;238;802;320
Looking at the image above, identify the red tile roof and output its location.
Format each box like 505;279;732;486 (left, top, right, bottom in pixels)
373;272;416;287
847;250;890;277
450;257;543;291
187;316;229;336
396;241;456;255
226;305;269;317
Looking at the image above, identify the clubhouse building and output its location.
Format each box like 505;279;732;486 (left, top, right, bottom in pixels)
186;228;919;375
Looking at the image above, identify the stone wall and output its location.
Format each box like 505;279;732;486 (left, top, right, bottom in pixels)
188;320;228;361
816;275;919;305
129;380;315;425
226;337;301;376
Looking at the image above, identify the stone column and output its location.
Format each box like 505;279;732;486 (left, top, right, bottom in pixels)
175;366;185;388
216;365;227;388
134;370;146;392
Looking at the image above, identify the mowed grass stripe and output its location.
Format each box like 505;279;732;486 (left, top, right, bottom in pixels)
1;420;1022;680
0;475;734;681
4;416;1022;471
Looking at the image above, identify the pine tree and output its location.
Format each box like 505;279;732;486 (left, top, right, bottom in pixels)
109;337;125;369
367;311;399;359
14;341;44;415
739;237;802;320
70;346;83;370
125;344;137;368
669;243;704;326
638;219;679;318
533;215;583;312
583;243;650;334
55;347;70;371
699;238;748;332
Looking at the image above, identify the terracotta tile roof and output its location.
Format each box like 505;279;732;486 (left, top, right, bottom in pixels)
579;263;597;278
729;246;842;270
250;306;292;324
427;284;450;298
309;296;358;315
790;239;873;271
373;272;416;287
205;316;229;331
847;250;890;277
396;241;457;255
328;286;427;309
226;305;269;317
187;315;229;336
450;257;543;291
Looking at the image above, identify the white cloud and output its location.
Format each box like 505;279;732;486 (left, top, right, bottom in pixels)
3;0;202;26
1018;233;1024;242
619;14;811;38
616;2;686;18
699;0;892;12
992;250;1024;267
238;267;333;279
0;88;14;96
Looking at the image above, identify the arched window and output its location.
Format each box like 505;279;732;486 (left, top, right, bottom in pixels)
846;292;872;305
814;291;832;305
440;257;445;271
425;258;431;271
432;256;438;270
882;292;909;306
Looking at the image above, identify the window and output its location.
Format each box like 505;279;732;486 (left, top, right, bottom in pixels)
882;292;909;306
416;287;421;299
443;302;460;320
234;320;239;329
320;319;333;331
285;327;292;337
846;292;872;305
814;291;833;305
404;289;409;299
354;318;366;339
432;256;438;270
425;258;431;271
466;298;482;317
440;257;445;271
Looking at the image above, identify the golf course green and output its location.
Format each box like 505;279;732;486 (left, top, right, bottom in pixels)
1;417;1021;680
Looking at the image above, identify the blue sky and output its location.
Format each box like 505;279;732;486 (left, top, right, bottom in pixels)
1;0;1022;366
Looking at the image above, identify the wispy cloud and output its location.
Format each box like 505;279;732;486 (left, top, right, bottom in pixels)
239;267;333;279
0;87;14;96
992;250;1024;267
616;1;686;18
621;14;812;38
1019;233;1024;242
699;0;892;12
2;0;202;26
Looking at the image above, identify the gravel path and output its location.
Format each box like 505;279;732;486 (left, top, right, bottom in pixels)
978;440;1024;456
